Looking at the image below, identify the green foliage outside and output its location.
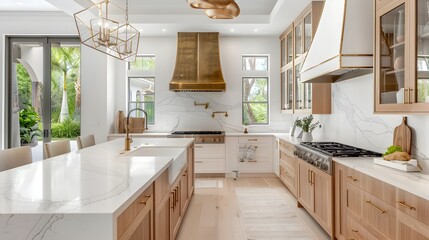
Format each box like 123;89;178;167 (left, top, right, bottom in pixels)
19;105;42;145
51;118;80;138
242;78;268;125
17;64;32;109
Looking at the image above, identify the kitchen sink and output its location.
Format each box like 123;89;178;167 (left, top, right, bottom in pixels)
124;147;187;184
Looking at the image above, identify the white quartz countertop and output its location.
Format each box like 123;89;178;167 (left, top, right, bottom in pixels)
0;138;194;215
334;158;429;201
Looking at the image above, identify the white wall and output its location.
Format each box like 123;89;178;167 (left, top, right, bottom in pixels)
113;36;292;133
311;74;429;173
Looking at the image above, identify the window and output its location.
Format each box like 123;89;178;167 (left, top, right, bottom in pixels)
242;56;268;71
242;77;269;125
127;56;155;125
241;55;269;125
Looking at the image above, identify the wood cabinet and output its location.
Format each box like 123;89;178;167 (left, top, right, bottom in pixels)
170;179;181;240
117;184;154;240
279;139;297;196
297;160;333;237
375;0;429;113
334;162;429;240
279;1;331;114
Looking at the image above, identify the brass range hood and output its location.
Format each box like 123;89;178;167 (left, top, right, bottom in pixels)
169;32;226;92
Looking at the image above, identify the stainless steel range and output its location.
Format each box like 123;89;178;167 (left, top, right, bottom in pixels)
294;142;382;175
168;131;225;144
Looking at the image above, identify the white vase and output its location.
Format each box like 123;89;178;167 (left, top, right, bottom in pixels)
302;132;313;142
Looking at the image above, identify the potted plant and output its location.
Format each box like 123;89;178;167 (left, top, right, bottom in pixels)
295;115;321;142
19;105;42;147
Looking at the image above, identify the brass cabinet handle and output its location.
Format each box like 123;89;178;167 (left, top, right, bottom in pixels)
175;187;180;204
247;139;258;141
195;161;203;163
195;146;203;148
307;169;311;183
311;171;315;185
182;170;188;176
170;192;175;208
404;88;409;104
351;230;364;240
365;200;386;214
398;201;416;210
140;195;151;205
347;176;358;182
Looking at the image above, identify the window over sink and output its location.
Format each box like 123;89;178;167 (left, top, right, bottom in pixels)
127;55;155;125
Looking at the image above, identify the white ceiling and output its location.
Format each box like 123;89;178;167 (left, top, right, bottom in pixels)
1;0;315;36
0;0;58;11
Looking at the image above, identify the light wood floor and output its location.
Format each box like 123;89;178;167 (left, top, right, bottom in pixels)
177;177;330;240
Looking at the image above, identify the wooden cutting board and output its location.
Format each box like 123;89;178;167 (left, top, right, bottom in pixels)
393;116;412;154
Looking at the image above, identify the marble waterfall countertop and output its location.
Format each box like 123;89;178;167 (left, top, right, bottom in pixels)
0;138;194;240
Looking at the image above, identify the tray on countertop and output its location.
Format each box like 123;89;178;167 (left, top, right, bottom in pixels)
374;158;421;172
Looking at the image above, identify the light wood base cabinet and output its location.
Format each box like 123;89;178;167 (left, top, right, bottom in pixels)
117;184;154;240
297;160;333;238
278;139;297;197
334;162;429;240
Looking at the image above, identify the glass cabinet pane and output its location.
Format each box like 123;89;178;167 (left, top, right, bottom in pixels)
304;83;312;109
295;22;302;59
304;14;312;52
281;38;286;67
295;64;303;109
379;4;405;104
287;32;293;64
286;69;293;110
417;0;429;103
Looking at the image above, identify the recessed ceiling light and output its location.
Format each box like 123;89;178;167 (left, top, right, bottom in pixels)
230;29;235;32
162;28;166;32
254;29;259;32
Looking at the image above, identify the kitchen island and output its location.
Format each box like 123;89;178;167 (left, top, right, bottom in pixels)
0;138;194;240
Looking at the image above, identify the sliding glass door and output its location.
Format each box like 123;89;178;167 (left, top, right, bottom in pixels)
6;37;80;161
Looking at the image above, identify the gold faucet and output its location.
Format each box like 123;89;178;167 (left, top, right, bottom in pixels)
125;108;148;151
211;111;228;118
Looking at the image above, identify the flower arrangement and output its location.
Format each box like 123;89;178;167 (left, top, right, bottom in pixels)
295;115;321;133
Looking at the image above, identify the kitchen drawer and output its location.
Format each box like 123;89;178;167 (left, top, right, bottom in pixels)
347;167;396;206
279;161;296;196
348;215;379;240
239;159;272;173
396;209;429;240
396;188;429;226
362;192;396;239
239;136;273;144
194;144;225;159
279;139;295;153
117;183;154;239
280;151;296;169
195;158;225;173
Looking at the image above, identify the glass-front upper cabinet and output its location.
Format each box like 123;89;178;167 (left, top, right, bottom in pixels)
286;68;293;110
295;63;303;110
375;0;429;113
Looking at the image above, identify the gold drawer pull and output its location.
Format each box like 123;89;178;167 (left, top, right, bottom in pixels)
195;146;203;148
195;161;203;163
347;176;358;182
140;195;151;205
352;230;363;240
365;200;386;214
398;201;416;210
183;170;188;176
247;139;258;141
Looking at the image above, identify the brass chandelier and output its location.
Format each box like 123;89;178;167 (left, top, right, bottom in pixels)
188;0;240;19
74;0;140;62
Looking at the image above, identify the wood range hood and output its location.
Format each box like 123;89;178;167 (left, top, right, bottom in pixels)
300;0;373;83
169;32;226;92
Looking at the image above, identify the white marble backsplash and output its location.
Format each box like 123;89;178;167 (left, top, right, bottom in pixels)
312;74;429;173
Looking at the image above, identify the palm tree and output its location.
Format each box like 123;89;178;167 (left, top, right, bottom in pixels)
51;47;80;123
